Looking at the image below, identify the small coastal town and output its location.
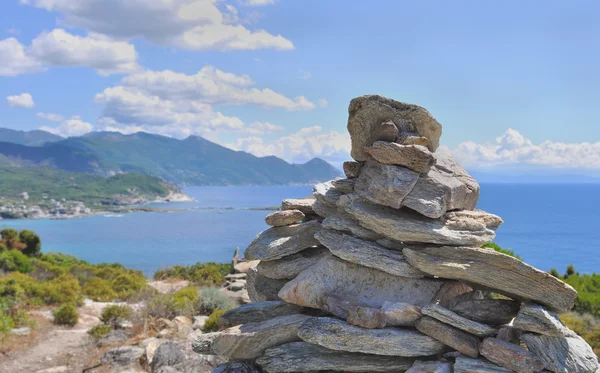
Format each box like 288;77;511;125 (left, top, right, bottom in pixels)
0;194;93;220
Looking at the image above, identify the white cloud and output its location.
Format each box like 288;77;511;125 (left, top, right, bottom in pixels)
228;126;351;166
318;98;329;107
0;29;138;76
7;93;35;108
442;128;600;169
242;0;276;6
22;0;293;51
37;112;65;122
40;116;93;137
243;121;284;135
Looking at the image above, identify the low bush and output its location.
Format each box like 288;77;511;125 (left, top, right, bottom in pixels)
82;277;117;302
202;309;226;333
101;304;134;328
482;242;522;260
53;304;79;326
0;250;33;273
143;286;202;319
88;323;112;340
154;262;231;286
198;287;234;314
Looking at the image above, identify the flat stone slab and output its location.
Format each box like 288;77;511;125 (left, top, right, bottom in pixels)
404;246;577;312
347;94;442;161
246;267;288;302
281;198;315;215
256;341;415;373
406;360;453;373
340;194;499;246
265;210;305;227
315;229;425;278
218;301;305;328
402;153;480;218
421;304;497;337
211;314;310;360
480;337;544;373
455;356;513;373
298;317;445;357
521;333;599;373
364;141;436;174
513;303;572;336
278;254;470;311
244;220;321;261
331;178;356;194
451;299;520;325
415;316;480;358
354;159;420;209
256;246;329;280
321;215;383;241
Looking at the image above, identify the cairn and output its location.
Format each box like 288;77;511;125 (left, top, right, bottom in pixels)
194;95;598;373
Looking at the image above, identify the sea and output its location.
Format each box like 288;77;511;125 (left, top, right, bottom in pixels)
1;184;599;277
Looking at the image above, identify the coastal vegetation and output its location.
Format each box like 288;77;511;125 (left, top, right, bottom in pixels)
153;262;232;287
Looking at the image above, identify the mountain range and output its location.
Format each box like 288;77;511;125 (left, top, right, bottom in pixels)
0;128;341;185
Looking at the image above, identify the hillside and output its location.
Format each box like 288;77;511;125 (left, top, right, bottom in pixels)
0;128;62;146
0;131;341;185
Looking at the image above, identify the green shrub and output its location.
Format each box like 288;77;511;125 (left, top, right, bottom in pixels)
100;304;134;328
144;293;178;320
88;323;112;340
53;304;79;326
83;277;117;302
0;250;33;273
19;230;41;257
172;286;200;317
202;309;226;333
482;242;522;261
0;312;15;335
154;262;231;286
111;274;146;300
199;287;234;314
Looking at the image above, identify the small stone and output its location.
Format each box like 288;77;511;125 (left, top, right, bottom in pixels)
406;360;453;373
513;303;572;336
480;337;545;373
265;210;305;227
343;161;363;179
421;304;498;337
256;246;329;280
404;246;577;312
321;215;383;241
497;326;522;345
452;299;520;325
346;305;386;329
234;260;260;274
192;316;209;330
97;330;129;347
257;341;415;373
521;333;599;373
150;342;185;371
298;317;445;357
318;293;370;319
218;301;305;328
192;332;220;355
246;267;288;302
224;273;247;281
315;229;425;278
211;314;310;360
376;120;400;141
281;198;315;215
331;178;356;194
101;346;145;367
381;301;423;327
365;141;436;174
244;220;321;261
415;316;480;358
455;356;513;373
355;159;420;209
10;327;30;336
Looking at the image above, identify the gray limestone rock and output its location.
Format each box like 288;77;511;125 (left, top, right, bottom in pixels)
406;360;453;373
213;361;262;373
191;332;220;355
415;316;480;358
101;346;145;367
421;304;498;337
455;356;513;373
347;95;442;161
246;267;288;302
278;254;471;311
354;159;420;209
402;153;480;218
218;301;305;328
321;215;383;241
211;314;310;360
281;198;315;215
331;178;356;194
521;333;599;373
298;317;445;357
513;303;573;336
479;337;545;373
404;246;577;312
343;161;363;179
345;304;386;329
256;341;415;373
256;246;329;280
364;141;436;174
151;342;185;371
381;301;423;326
340;194;499;246
315;229;425;278
265;210;305;227
451;299;520;325
244;220;321;261
497;326;522;345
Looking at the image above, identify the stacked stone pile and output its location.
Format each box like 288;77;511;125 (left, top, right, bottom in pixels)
194;95;599;373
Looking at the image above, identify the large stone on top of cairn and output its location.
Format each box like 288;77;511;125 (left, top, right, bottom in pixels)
314;229;425;278
256;341;415;373
347;95;442;161
244;220;320;261
403;246;578;312
298;317;446;357
339;194;500;246
278;254;471;311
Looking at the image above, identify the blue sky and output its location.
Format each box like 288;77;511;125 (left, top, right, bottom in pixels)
1;0;600;171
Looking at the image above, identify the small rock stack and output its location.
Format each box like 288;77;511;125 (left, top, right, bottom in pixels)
194;95;599;373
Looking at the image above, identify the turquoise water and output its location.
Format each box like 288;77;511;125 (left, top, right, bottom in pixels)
1;184;598;276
